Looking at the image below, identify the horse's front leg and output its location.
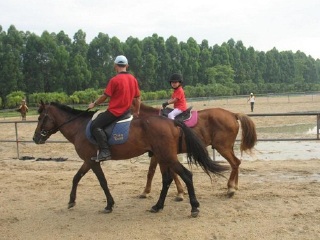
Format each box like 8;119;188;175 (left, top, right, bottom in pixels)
68;162;91;209
139;156;158;198
91;162;114;213
150;166;173;213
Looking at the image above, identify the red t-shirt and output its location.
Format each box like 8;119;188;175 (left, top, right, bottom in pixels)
172;87;187;111
104;72;140;116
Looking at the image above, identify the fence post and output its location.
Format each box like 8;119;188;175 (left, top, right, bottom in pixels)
15;122;20;159
317;114;320;140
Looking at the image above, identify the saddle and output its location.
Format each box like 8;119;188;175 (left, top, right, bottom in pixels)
160;107;198;127
86;110;133;145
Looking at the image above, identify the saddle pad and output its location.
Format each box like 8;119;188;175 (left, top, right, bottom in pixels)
108;118;132;145
86;117;132;145
184;111;198;127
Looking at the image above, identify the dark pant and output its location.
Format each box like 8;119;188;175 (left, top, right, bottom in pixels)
90;110;118;161
250;102;254;112
91;110;118;132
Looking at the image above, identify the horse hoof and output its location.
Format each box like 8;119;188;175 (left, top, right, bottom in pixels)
104;208;113;213
191;209;199;218
174;193;184;202
68;202;76;209
138;193;148;199
149;208;158;213
149;206;162;213
227;188;236;198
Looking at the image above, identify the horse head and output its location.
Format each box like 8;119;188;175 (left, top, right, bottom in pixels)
33;101;59;144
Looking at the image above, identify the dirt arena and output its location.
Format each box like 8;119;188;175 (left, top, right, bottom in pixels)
1;95;320;240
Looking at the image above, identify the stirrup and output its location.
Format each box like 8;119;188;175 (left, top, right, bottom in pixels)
91;150;112;162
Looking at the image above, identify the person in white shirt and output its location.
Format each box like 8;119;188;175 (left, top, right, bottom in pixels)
247;93;255;112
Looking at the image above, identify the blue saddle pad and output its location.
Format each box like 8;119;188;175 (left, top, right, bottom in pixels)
86;116;132;145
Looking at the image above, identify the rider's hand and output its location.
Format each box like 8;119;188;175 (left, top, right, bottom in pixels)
88;102;96;109
162;102;169;109
133;112;139;118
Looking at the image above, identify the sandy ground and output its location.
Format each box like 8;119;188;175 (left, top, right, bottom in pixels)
1;95;320;240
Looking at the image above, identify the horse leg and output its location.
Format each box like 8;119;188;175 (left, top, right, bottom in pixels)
139;156;158;198
139;156;185;201
175;164;200;217
215;147;241;197
173;173;185;201
91;163;115;213
151;162;200;217
68;162;91;209
150;166;173;213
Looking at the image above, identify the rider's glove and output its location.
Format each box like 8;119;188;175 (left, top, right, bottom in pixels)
162;102;169;108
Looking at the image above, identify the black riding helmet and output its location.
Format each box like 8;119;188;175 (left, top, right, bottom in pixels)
168;73;183;83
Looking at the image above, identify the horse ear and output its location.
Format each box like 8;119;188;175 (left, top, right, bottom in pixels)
38;100;45;113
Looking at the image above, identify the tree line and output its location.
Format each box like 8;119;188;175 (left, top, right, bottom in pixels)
1;24;320;108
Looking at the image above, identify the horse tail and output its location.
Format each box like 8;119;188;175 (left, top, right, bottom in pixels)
174;120;229;177
235;113;257;153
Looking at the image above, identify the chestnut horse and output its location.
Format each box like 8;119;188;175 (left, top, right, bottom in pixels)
133;102;257;199
32;102;228;217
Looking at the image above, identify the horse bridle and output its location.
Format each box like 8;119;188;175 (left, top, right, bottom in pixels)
39;104;89;138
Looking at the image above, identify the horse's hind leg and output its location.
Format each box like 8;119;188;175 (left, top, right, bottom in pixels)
215;146;241;197
173;173;185;201
91;163;114;213
68;162;91;208
139;156;158;198
175;164;200;217
150;165;173;213
140;156;184;201
150;160;199;217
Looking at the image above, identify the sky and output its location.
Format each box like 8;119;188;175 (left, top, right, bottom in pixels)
1;0;320;59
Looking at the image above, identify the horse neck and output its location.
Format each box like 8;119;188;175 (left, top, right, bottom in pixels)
52;110;87;143
139;103;160;117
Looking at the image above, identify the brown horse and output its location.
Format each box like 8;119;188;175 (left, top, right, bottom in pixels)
32;101;228;217
133;102;257;199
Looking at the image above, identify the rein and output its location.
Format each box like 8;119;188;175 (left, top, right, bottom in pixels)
41;105;90;137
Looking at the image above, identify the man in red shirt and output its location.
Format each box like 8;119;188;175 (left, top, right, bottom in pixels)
88;55;141;161
162;73;187;119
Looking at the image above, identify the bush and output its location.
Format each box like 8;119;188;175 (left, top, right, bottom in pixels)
6;91;26;108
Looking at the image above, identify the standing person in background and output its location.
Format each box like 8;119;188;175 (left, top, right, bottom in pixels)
162;73;187;120
247;93;256;112
88;55;141;162
18;99;29;121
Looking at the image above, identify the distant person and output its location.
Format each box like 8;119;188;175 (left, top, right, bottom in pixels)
247;93;255;112
18;99;29;121
162;73;187;119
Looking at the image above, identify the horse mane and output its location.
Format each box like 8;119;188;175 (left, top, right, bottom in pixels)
139;102;160;115
49;102;94;117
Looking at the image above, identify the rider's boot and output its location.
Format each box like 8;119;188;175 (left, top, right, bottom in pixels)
91;128;112;162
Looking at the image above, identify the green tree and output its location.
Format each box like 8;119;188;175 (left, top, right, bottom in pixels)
0;25;24;105
23;33;45;93
66;30;91;93
165;36;182;73
181;38;200;85
206;65;234;85
87;33;111;88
